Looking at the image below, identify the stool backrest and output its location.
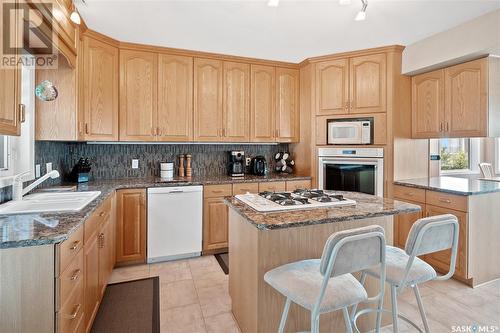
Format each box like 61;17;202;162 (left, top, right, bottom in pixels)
405;214;458;256
319;225;385;277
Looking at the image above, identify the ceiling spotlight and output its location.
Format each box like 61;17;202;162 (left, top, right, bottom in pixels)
339;0;351;5
70;10;81;24
355;0;368;21
267;0;279;7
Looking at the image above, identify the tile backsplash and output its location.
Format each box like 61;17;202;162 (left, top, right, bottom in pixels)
35;141;289;183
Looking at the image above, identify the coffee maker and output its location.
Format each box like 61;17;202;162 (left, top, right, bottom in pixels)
227;151;245;177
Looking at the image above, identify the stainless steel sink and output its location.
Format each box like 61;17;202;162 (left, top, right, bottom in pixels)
0;191;101;215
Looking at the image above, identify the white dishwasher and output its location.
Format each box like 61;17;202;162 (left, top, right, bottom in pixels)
147;186;203;263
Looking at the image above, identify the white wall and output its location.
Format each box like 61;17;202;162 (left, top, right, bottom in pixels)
402;9;500;75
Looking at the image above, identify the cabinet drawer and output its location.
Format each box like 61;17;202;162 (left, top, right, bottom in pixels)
58;226;84;276
57;278;84;333
285;180;312;191
426;191;468;212
57;249;84;311
393;185;426;204
258;181;286;193
204;184;232;198
232;183;259;195
84;196;112;243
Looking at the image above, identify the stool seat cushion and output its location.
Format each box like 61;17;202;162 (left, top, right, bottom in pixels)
365;246;437;287
264;259;368;314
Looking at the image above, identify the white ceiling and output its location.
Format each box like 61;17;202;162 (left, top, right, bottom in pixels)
77;0;500;63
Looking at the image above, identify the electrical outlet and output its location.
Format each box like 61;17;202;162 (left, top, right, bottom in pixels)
35;164;41;178
132;159;139;169
46;162;52;173
245;157;251;166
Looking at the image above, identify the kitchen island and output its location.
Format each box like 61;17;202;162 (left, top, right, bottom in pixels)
225;192;420;333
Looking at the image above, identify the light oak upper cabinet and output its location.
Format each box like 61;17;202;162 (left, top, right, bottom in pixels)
0;1;21;136
119;50;157;141
82;36;119;141
157;54;193;141
349;53;387;114
444;58;487;137
223;62;250;142
115;189;146;265
316;59;349;116
411;69;445;139
251;65;275;142
411;58;488;139
194;58;223;141
276;68;299;142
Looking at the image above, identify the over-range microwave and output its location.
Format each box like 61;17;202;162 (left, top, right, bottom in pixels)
327;118;373;145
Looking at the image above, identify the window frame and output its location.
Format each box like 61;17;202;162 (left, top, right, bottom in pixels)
439;138;480;175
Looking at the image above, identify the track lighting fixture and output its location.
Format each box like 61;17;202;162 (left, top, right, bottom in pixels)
355;0;368;21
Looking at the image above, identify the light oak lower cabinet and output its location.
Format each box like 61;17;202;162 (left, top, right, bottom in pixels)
203;184;232;253
116;189;147;265
83;232;100;332
393;201;425;249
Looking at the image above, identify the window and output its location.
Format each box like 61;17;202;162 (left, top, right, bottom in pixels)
439;138;480;174
440;138;470;172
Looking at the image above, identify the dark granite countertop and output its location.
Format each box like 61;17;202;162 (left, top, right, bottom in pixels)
394;176;500;196
225;191;421;230
0;174;311;249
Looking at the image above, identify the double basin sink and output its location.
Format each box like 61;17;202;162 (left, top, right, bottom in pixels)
0;191;101;215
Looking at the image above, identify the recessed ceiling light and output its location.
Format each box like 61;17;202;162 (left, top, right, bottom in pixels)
355;0;368;21
267;0;279;7
339;0;351;5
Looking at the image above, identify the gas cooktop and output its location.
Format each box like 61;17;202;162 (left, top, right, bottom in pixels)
235;189;356;212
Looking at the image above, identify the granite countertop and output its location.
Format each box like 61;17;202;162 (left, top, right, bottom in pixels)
225;191;421;230
0;173;311;249
394;176;500;196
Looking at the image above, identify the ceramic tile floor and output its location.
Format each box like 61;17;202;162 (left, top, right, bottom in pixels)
109;255;239;333
109;256;500;333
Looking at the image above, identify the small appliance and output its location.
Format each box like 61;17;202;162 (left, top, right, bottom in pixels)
70;158;92;183
250;156;267;176
228;151;245;177
327;118;373;145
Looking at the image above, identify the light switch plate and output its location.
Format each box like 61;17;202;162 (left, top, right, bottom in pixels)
46;162;52;173
35;164;41;178
245;157;251;166
132;159;139;169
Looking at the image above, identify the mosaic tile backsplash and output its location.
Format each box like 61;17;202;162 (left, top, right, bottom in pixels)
35;141;289;183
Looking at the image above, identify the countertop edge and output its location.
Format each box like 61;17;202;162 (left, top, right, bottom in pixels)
393;180;500;196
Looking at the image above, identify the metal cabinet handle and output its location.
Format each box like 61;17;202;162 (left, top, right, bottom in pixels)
445;122;449;132
405;192;415;197
64;304;81;320
98;233;105;248
169;189;184;194
69;240;80;251
212;190;223;193
19;104;25;123
99;211;105;217
439;198;452;204
85;123;89;134
70;269;81;281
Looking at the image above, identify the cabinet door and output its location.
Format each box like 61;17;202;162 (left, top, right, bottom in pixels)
98;217;114;297
157;54;193;141
444;58;487;137
116;189;146;265
82;36;119;141
0;2;21;136
194;58;223;141
119;50;157;141
83;235;99;332
424;205;468;280
223;61;250;142
349;53;386;114
411;69;445;138
393;201;425;249
250;65;275;142
276;68;299;143
203;197;229;252
315;59;349;116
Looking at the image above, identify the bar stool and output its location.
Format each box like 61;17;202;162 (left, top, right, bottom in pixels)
264;225;387;333
351;214;459;333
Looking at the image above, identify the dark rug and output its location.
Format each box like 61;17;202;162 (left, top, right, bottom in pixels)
215;252;229;275
91;277;160;333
